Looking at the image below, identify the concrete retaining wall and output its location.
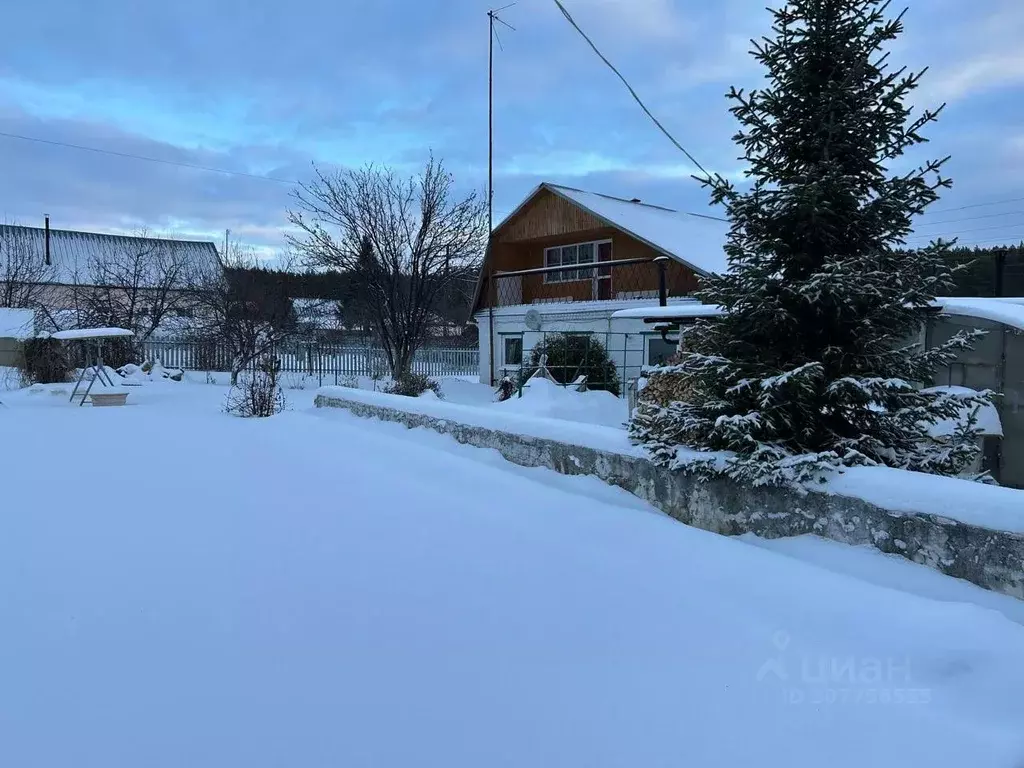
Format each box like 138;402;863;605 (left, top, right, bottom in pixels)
316;392;1024;599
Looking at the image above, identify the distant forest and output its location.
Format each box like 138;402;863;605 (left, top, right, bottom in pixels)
230;267;352;301
228;244;1024;315
227;265;476;329
943;243;1024;297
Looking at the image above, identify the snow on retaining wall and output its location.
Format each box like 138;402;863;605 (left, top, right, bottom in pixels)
315;387;1024;599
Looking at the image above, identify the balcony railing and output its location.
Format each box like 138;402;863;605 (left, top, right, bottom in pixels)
485;256;692;309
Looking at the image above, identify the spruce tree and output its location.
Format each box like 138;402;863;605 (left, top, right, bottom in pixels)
630;0;992;485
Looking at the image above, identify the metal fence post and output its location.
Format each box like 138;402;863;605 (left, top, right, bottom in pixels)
655;256;669;307
488;269;496;386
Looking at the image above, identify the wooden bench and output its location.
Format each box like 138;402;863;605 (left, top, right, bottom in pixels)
89;392;129;407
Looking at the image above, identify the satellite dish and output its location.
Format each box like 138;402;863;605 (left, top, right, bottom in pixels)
525;309;543;331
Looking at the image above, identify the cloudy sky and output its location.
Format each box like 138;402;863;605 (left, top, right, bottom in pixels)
1;0;1022;262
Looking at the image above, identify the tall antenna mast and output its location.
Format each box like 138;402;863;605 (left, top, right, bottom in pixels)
488;4;515;235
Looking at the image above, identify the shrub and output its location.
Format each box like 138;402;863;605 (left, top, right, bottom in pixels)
99;337;140;370
385;371;444;399
224;356;286;418
21;338;72;384
495;375;516;402
522;333;620;396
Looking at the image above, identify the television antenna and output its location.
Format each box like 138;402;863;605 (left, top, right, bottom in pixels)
488;4;516;235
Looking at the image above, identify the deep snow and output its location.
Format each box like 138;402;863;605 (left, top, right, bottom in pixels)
494;375;628;428
319;383;1024;533
1;380;1024;767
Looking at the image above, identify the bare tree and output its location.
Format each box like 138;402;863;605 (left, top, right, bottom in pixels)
288;156;486;377
74;230;196;341
190;245;297;385
0;224;55;310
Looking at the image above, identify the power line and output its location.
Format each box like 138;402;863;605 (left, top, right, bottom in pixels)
939;234;1024;247
909;221;1024;240
915;210;1024;227
550;0;711;178
927;196;1024;215
0;130;299;185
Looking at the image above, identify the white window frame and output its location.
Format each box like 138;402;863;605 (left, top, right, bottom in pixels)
544;239;612;284
502;335;524;367
646;335;678;367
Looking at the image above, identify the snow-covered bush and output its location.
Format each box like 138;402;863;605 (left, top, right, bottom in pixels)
99;337;139;370
384;371;443;399
522;334;620;396
495;376;516;402
20;338;71;384
117;362;184;384
224;356;286;418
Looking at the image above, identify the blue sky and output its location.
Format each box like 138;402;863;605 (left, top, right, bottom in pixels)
1;0;1023;261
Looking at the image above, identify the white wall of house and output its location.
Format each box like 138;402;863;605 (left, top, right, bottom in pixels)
474;299;687;389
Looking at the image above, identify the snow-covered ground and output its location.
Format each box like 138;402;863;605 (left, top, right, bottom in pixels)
0;365;23;391
2;378;1024;767
303;372;630;429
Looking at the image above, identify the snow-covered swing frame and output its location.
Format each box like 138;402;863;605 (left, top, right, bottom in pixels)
49;328;135;406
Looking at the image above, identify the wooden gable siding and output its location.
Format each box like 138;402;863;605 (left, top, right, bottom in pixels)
496;189;605;243
488;230;700;307
477;185;701;311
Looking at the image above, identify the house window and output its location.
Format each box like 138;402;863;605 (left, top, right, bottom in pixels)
647;337;678;366
544;240;608;283
503;336;523;366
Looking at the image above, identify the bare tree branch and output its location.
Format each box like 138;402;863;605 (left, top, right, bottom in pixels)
0;224;55;311
189;244;296;385
73;230;197;342
287;155;486;377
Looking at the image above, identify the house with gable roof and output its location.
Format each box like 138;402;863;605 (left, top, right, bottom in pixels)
0;221;221;334
470;182;727;387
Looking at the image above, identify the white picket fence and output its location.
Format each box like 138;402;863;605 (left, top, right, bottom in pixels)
141;341;479;380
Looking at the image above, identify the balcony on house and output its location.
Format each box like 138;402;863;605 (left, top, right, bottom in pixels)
488;251;697;309
471;183;724;315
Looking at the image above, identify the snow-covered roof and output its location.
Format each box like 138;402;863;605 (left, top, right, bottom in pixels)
49;327;134;340
481;297;700;320
470;184;728;316
612;297;1024;328
0;308;34;340
611;304;725;321
545;185;728;276
0;224;220;287
934;297;1024;332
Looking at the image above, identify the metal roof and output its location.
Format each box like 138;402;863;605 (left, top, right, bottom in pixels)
545;185;729;276
0;224;221;287
470;182;728;315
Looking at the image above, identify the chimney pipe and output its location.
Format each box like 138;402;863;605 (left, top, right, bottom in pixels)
44;214;51;266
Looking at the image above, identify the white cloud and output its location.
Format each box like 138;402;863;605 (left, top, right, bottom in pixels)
930;52;1024;102
659;34;757;92
562;0;687;40
917;2;1024;102
501;149;697;178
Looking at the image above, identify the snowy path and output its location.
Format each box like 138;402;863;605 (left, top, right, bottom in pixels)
1;383;1023;767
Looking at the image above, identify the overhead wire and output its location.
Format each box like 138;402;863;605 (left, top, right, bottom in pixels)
0;130;299;185
914;210;1024;227
550;0;712;178
926;196;1024;215
908;221;1024;241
